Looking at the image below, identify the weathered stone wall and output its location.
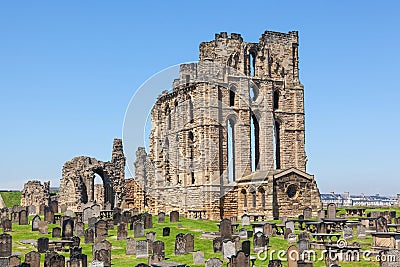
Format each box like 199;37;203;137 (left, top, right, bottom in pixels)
58;138;125;211
21;180;50;210
130;30;321;220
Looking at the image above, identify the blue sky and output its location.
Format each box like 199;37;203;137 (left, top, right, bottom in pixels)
0;1;399;195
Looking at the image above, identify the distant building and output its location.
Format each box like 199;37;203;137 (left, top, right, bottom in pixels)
321;192;397;207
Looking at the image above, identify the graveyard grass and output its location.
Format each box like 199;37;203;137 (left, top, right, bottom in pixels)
0;191;22;207
10;211;398;267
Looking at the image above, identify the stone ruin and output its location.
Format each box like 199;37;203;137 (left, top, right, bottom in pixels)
58;139;125;211
126;30;322;220
20;180;50;211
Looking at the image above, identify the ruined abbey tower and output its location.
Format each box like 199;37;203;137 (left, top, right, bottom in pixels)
127;30;322;219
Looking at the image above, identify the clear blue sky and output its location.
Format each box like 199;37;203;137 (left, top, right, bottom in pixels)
0;1;399;195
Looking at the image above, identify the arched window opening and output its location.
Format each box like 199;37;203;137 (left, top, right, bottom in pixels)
229;88;235;107
188;131;194;142
251;190;256;208
250;86;258;101
250;114;260;171
166;107;171;130
273;91;279;110
242;189;247;208
227;118;235;183
275;121;281;169
259;188;266;208
93;173;104;208
249;51;256;76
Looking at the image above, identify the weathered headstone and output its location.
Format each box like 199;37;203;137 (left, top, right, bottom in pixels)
162;227;170;236
263;223;274;236
88;217;97;230
146;231;156;242
158;212;165;223
148;254;163;266
117;222;127;240
239;228;248;240
193;251;205;265
44;207;54;224
95;220;108;242
25;251;40;267
284;228;293;240
285;221;295;233
19;210;28;225
126;238;136;255
286;245;300;267
136;240;149;258
27;205;36;216
0;234;12;257
38;221;48;235
253;232;268;252
74;222;85;236
343;226;353;240
327;203;336;219
113;212;121;225
220;218;232;239
213;236;223;253
71;236;80;247
142;213;153;229
84;228;94;244
303;207;312;219
95;249;111;267
51;227;61;238
222;240;236;260
9;255;21;266
288;233;297;244
152;240;165;258
1;219;12;232
50;200;58;213
37;237;49;253
45;251;65;267
357;224;366;239
205;258;223;267
376;216;388;232
31;215;41;231
174;233;186;255
184;233;194;253
229;251;250;267
242;240;251;255
62;218;74;239
170;211;179;222
241;215;250;226
298;232;310;254
134;221;144;238
83;207;93;224
91;204;100;218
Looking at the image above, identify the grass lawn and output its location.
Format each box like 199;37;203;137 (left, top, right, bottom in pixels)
8;215;384;266
0;191;21;207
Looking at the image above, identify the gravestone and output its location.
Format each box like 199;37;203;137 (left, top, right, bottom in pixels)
213;237;223;253
343;226;353;240
158;212;165;223
148;254;163;266
19;210;28;225
95;220;108;242
233;236;241;252
88;217;97;230
38;221;48;235
25;251;40;267
91;204;100;218
74;222;85;236
229;251;250;267
376;216;388;232
220;218;232;239
146;231;156;242
239;228;248;240
193;251;205;265
106;219;114;230
62;218;74;239
95;249;111;267
50;200;58;213
327;203;336;219
286;245;300;267
284;228;293;240
92;240;111;258
318;210;325;221
288;233;297;244
242;240;250;255
84;228;94;244
32;215;41;231
184;233;194;253
285;221;295;233
162;227;170;236
44;208;54;224
9;255;21;266
2;219;12;232
83;207;94;224
70;246;82;258
253;232;268;252
170;211;179;222
11;211;19;223
142;213;152;229
134;221;144;238
263;223;274;236
27;205;36;216
117;223;128;240
0;234;12;257
357;224;366;239
71;236;80;247
205;258;223;267
241;215;250;226
222;240;235;260
126;238;136;255
152;240;165;258
37;237;49;253
298;239;310;254
303;207;312;219
174;233;186;255
136;240;149;258
52;227;61;238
